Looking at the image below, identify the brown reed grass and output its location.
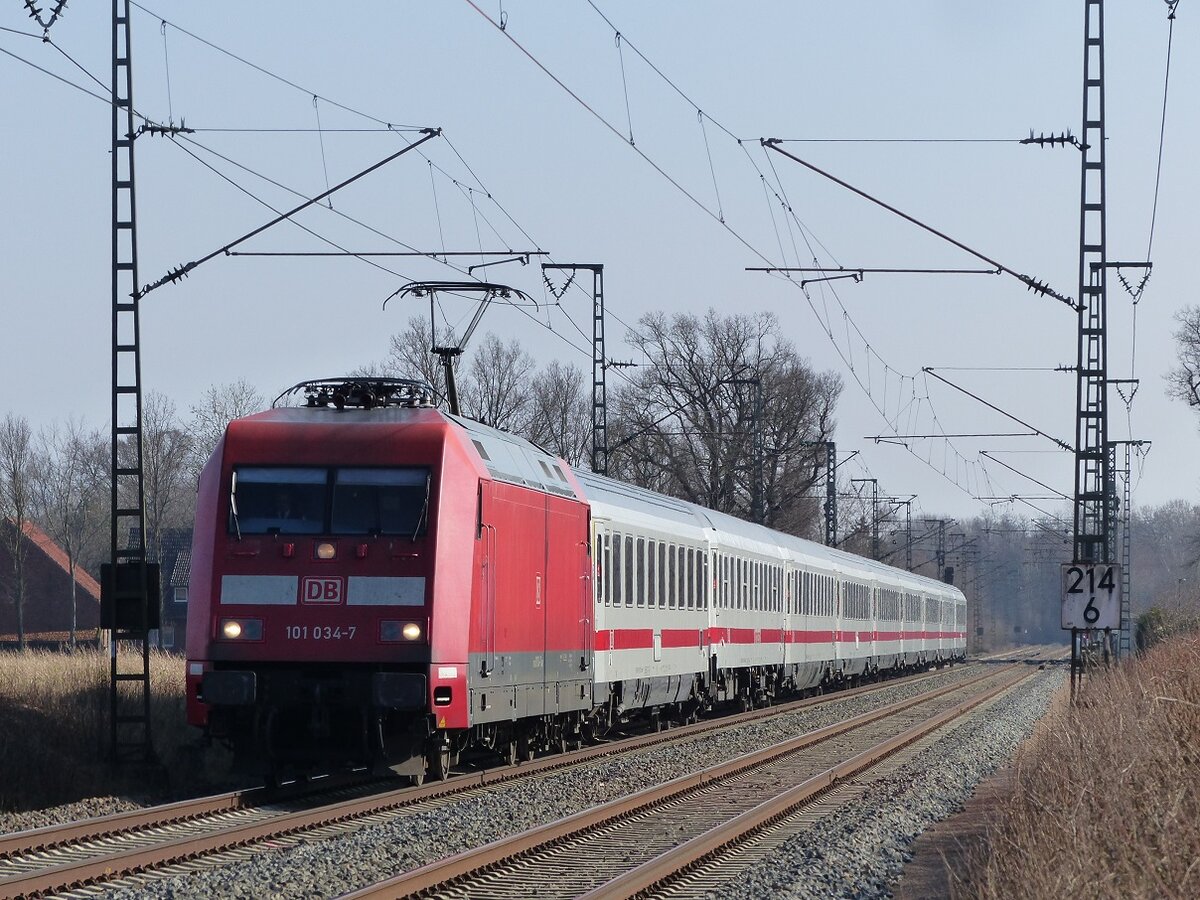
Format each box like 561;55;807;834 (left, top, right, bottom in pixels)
0;647;235;814
960;636;1200;899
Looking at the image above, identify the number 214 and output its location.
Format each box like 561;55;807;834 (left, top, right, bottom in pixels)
1066;566;1114;594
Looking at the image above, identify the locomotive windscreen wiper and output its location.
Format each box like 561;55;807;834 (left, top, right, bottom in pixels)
230;471;242;540
412;473;431;542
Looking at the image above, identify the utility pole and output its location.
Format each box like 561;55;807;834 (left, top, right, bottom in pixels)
1109;440;1147;657
103;0;158;764
824;441;837;547
799;440;839;547
883;496;915;571
1071;0;1110;572
542;264;607;474
851;478;879;559
924;518;951;582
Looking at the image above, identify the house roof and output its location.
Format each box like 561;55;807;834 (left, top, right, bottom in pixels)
17;520;101;601
171;548;192;588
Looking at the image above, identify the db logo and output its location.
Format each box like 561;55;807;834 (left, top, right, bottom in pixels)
302;576;344;604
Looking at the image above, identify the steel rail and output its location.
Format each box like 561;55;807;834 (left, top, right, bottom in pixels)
0;663;980;896
341;663;1027;899
580;669;1037;899
0;663;962;862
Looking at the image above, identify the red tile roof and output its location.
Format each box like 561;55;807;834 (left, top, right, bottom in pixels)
18;519;101;601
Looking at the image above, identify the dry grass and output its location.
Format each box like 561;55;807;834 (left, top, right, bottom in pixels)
0;647;234;813
960;637;1200;899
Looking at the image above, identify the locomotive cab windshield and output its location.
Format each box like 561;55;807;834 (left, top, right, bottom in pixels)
229;465;431;537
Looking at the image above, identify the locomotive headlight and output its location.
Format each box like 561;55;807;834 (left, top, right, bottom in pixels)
315;542;337;560
219;618;263;641
381;620;426;643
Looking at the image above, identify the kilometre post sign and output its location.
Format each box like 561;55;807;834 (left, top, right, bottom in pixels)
1060;563;1121;630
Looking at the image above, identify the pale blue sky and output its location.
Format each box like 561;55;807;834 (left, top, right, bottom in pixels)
1;1;1195;525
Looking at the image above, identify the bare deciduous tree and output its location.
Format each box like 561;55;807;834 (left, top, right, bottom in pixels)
33;420;108;646
609;309;841;537
380;316;452;401
188;379;266;475
122;393;194;644
526;360;591;467
1168;306;1200;410
459;334;534;432
0;413;35;647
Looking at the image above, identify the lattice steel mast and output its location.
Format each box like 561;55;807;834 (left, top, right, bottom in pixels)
105;0;157;763
1072;0;1111;571
543;264;608;474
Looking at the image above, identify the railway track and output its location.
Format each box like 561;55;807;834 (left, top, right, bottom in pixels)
344;658;1048;899
0;654;1045;898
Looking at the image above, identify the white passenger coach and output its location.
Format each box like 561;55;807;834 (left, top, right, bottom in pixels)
577;469;967;709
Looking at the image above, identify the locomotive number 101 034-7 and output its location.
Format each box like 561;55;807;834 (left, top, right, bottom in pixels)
285;625;358;640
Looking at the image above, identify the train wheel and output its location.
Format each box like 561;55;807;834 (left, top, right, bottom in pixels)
429;744;452;782
405;769;425;788
505;738;520;766
517;733;535;763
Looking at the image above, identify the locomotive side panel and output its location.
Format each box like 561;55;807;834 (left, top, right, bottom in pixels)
544;495;592;713
470;479;547;722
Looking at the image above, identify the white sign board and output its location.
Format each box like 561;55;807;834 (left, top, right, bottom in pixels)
1061;563;1122;630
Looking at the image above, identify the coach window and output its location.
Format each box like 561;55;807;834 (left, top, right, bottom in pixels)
611;533;622;606
609;532;619;609
628;540;638;609
638;540;648;609
647;540;657;608
603;532;613;606
685;548;694;609
636;538;647;607
726;556;734;609
593;528;604;604
676;546;685;609
701;552;709;609
662;542;672;614
667;545;676;608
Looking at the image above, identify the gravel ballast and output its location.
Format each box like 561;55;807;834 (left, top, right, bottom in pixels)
712;668;1064;900
41;662;1045;899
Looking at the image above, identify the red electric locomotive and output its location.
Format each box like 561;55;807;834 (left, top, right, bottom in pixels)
186;379;591;782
